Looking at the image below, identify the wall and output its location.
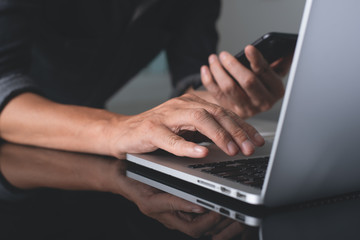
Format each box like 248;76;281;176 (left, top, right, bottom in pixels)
106;0;306;119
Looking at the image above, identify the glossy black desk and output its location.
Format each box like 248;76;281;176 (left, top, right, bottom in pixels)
0;143;359;240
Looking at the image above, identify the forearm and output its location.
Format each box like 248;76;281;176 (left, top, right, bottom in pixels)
0;93;127;157
0;143;120;192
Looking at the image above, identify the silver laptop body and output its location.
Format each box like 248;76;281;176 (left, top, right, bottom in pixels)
126;163;265;227
127;0;360;206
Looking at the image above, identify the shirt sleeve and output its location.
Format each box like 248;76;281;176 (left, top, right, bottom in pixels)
166;0;221;97
0;0;40;113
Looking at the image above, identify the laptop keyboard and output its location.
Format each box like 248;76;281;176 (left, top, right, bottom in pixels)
188;157;269;189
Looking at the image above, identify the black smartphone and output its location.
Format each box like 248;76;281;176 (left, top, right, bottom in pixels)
235;32;298;69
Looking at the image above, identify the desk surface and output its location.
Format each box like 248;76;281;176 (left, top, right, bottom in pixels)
0;142;359;240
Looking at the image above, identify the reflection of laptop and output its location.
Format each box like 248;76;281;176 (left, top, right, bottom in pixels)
127;0;360;206
126;161;270;227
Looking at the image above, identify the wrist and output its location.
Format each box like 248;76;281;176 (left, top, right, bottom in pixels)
93;112;131;158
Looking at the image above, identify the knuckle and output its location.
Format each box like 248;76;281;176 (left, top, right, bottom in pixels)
166;197;177;213
212;106;227;118
213;127;228;142
181;92;195;99
174;93;198;104
166;134;182;148
166;97;183;108
260;102;272;111
172;95;188;104
142;119;156;131
212;88;224;100
232;128;247;140
191;108;210;122
223;82;237;94
242;76;257;89
254;64;270;76
138;203;152;216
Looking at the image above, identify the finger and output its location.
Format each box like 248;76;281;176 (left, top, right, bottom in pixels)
205;218;235;236
151;193;206;214
245;45;285;98
219;51;273;110
208;54;248;100
175;211;224;238
212;222;246;240
174;96;263;155
203;63;250;114
200;105;265;154
225;111;265;147
201;65;222;98
207;217;234;235
158;100;241;156
176;211;202;222
204;108;254;155
151;126;209;158
184;108;242;156
159;212;221;238
270;54;294;77
163;95;262;155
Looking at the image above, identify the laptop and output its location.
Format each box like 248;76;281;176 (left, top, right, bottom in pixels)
126;0;360;207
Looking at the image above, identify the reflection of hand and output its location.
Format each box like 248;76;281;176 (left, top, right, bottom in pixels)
114;171;237;238
195;45;292;119
211;221;246;240
110;93;264;158
212;222;258;240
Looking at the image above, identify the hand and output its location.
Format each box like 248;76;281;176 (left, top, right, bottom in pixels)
0;92;264;160
114;167;236;238
197;45;292;119
109;93;265;159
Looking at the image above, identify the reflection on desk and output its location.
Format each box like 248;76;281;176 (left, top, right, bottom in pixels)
0;142;359;240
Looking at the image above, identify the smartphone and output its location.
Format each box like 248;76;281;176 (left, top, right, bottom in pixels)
234;32;298;69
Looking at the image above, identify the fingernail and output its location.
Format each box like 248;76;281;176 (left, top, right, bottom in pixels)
220;52;228;61
201;66;207;75
192;207;205;213
241;140;255;155
254;133;265;145
227;141;239;155
209;55;216;64
245;45;255;57
194;146;207;155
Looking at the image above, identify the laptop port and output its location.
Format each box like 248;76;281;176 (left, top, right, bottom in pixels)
235;213;245;222
220;186;231;195
219;208;230;216
236;192;246;200
197;180;216;189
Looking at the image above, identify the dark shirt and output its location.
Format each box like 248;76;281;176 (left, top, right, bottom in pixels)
0;0;220;110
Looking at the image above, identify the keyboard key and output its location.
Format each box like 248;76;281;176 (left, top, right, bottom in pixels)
188;157;269;189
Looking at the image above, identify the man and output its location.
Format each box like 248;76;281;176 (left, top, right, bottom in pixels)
0;1;293;237
0;0;290;159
